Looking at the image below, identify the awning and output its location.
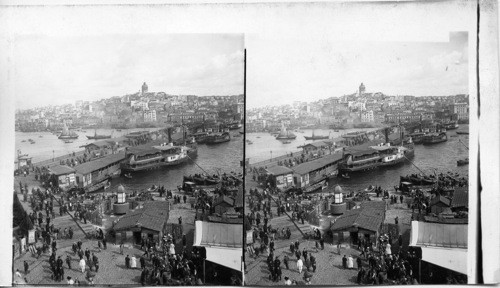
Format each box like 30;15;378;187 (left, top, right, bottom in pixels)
410;221;468;274
420;247;467;275
194;220;243;272
205;247;242;272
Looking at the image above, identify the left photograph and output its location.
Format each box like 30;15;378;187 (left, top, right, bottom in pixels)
12;34;244;286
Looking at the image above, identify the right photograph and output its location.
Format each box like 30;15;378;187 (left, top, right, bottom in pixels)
244;32;470;285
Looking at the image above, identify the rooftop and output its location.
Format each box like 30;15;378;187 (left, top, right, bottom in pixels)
265;165;294;176
113;201;169;232
331;200;386;233
49;164;75;176
292;153;343;175
451;186;468;209
73;152;127;175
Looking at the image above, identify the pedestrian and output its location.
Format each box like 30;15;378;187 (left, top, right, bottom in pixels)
320;238;325;250
67;276;74;285
297;258;303;273
337;242;341;255
140;256;145;269
24;261;29;275
120;242;124;254
66;255;72;270
283;255;289;270
102;238;107;250
79;258;86;273
356;257;362;270
85;248;91;262
342;255;347;269
131;255;137;269
347;255;354;269
310;255;316;272
125;255;130;269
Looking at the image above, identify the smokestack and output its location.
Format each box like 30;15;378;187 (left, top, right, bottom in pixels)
167;128;172;143
385;127;389;144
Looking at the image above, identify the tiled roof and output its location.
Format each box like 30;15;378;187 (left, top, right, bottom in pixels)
49;165;75;176
331;201;385;233
291;153;343;175
266;165;294;176
113;201;169;232
451;187;468;208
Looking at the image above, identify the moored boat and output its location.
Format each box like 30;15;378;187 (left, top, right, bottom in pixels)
120;143;191;173
58;123;79;139
304;130;330;141
422;132;447;145
276;124;296;140
86;129;112;140
457;158;469;166
205;131;231;144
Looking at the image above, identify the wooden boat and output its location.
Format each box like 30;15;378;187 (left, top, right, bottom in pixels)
275;124;297;140
58;123;79;139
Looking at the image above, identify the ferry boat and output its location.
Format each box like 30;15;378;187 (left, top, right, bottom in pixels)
86;129;112;140
189;131;210;144
304;130;330;141
408;132;426;144
58;123;79;140
120;143;192;172
422;132;448;145
205;131;231;144
339;149;381;173
275;124;297;140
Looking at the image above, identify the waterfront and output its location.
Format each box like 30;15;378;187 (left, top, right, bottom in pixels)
16;129;244;192
15;128;160;163
246;126;469;192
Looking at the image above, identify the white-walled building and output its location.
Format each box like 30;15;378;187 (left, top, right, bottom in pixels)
144;110;157;122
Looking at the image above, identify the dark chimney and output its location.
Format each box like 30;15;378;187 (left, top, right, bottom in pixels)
167;128;172;143
385;127;390;144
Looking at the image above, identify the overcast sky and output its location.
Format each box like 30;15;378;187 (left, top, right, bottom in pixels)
11;34;244;109
247;32;468;108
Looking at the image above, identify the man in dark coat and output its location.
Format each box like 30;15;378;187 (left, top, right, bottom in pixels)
342;255;348;269
283;255;289;270
125;255;131;269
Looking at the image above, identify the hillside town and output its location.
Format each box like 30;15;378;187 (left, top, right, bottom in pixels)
15;82;244;132
244;83;469;285
246;83;469;132
13;81;244;285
